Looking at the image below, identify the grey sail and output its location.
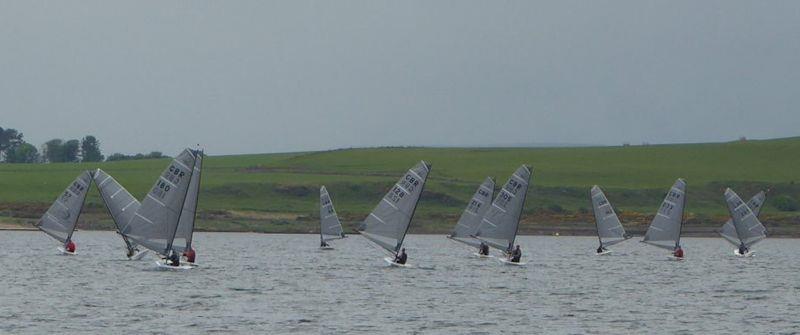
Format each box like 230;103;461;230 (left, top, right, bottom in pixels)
36;171;93;244
448;177;495;248
123;149;198;256
93;168;141;254
474;165;532;252
359;161;431;254
172;150;203;254
642;178;687;251
590;185;629;248
719;191;766;247
723;188;767;248
320;186;346;242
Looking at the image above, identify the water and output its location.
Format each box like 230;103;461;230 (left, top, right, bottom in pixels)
2;232;799;334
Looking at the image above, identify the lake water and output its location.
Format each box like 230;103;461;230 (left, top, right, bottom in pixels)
1;232;798;334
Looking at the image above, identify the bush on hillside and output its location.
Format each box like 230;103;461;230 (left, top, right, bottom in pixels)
773;195;799;212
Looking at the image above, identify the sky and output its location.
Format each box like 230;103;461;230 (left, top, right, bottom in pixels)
1;1;799;156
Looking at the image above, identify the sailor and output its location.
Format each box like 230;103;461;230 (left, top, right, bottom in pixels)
394;248;408;265
673;245;684;258
168;251;180;267
65;240;76;253
738;243;748;255
127;248;135;258
510;245;522;263
320;240;329;248
479;242;490;256
183;248;196;263
596;245;605;254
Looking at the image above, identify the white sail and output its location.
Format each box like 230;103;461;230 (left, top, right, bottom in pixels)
123;149;198;256
320;186;346;242
93;168;141;254
719;191;766;247
723;189;767;248
172;150;203;254
474;165;532;252
35;171;93;245
359;161;431;254
590;185;629;248
448;177;495;248
642;179;686;251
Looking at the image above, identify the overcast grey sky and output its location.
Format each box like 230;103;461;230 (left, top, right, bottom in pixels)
1;1;798;155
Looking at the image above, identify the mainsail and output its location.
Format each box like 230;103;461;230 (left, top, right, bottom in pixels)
448;177;495;248
719;191;766;247
642;178;687;251
123;149;198;256
474;165;532;252
723;188;767;248
320;186;346;242
359;161;431;254
590;185;629;248
35;171;93;244
172;150;203;254
93;168;141;254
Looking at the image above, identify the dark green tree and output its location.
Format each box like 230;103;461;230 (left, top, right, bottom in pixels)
0;127;24;160
44;139;65;163
5;143;39;163
63;139;80;162
80;135;104;162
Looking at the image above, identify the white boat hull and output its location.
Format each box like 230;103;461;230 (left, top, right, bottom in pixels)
498;258;526;266
666;255;685;261
384;257;411;268
320;246;335;250
155;260;194;271
57;247;76;256
734;249;755;257
472;252;493;258
596;250;613;256
128;249;149;261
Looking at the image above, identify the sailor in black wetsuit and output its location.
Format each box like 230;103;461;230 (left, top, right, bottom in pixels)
479;242;490;256
168;251;180;267
321;240;329;248
510;245;522;263
738;243;748;255
597;245;605;254
394;248;408;264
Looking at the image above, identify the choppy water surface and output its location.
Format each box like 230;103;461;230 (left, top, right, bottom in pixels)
1;232;799;334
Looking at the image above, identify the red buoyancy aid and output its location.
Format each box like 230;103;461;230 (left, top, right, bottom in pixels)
66;241;76;253
184;248;196;263
674;247;684;258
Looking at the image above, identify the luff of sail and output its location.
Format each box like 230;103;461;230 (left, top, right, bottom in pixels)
642;178;686;251
320;186;345;242
93;168;141;254
590;185;628;248
123;149;198;256
723;188;767;248
719;191;766;247
474;165;532;252
172;150;203;254
359;161;431;254
35;171;93;244
449;177;495;248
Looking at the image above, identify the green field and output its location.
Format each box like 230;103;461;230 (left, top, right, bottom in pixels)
1;137;799;236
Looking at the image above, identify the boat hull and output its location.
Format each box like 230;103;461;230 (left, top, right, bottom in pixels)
155;260;194;271
383;257;411;268
498;258;526;266
57;247;76;256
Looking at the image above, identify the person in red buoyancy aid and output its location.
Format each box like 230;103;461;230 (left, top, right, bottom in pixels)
65;240;76;253
183;248;196;263
673;246;684;258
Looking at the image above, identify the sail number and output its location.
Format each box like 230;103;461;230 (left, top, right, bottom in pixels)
399;174;420;193
386;185;407;204
68;181;85;196
164;165;187;184
495;191;513;208
504;179;523;195
152;180;171;199
466;199;483;214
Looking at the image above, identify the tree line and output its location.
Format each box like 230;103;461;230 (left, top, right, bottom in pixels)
0;126;166;163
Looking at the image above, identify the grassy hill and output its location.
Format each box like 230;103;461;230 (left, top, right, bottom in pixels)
1;137;799;236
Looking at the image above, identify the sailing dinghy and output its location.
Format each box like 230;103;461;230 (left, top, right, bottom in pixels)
590;185;631;255
319;186;346;250
34;171;93;255
171;150;203;266
723;189;767;257
447;177;495;258
473;165;532;266
93;169;149;260
642;179;687;260
121;148;199;270
358;161;431;267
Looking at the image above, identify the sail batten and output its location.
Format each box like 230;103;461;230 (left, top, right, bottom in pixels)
642;179;686;251
36;171;93;245
591;185;629;248
359;161;431;254
474;165;532;253
448;177;495;248
320;186;346;242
